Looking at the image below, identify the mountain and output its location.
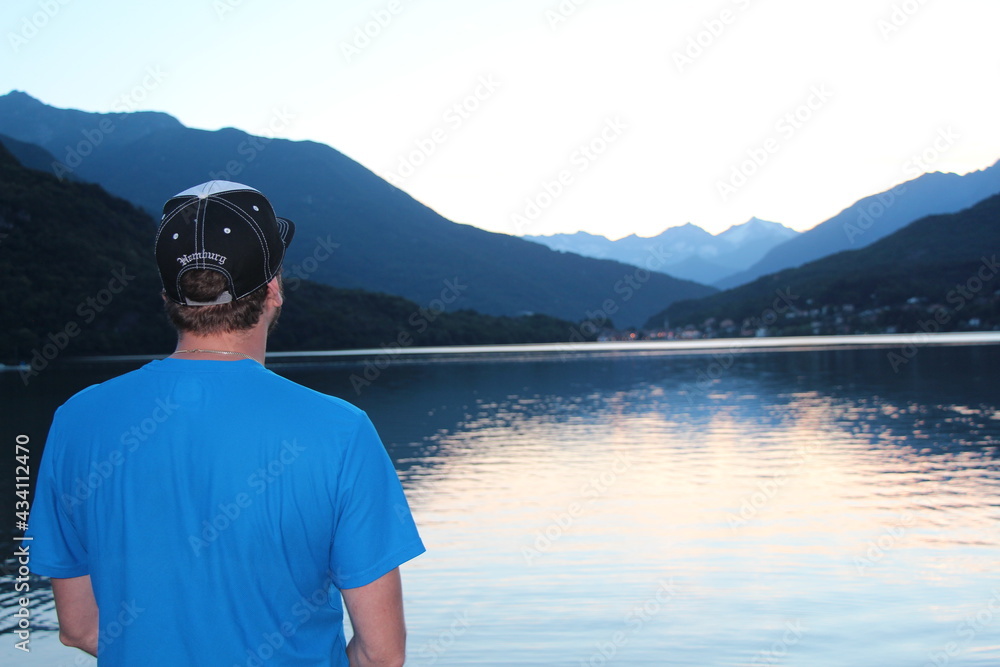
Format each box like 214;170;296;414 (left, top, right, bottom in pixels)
716;217;801;266
0;144;598;366
645;193;1000;335
0;92;715;327
523;231;622;261
526;218;798;285
715;162;1000;289
0;132;70;176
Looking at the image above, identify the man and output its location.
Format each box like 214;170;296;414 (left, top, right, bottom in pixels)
28;181;424;666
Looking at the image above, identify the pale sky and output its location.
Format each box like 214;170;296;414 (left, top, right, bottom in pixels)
3;0;998;238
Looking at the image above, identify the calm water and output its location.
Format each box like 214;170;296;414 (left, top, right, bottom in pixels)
3;344;1000;666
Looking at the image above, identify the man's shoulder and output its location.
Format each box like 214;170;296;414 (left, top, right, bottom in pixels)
57;364;151;407
263;370;366;418
58;361;363;416
54;361;370;435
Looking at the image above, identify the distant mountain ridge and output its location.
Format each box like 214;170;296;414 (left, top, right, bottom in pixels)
715;161;1000;289
0;143;603;364
0;91;715;327
0;132;70;176
526;218;799;285
646;193;1000;335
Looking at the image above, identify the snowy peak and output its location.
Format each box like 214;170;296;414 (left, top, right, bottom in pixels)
526;219;800;285
717;217;797;246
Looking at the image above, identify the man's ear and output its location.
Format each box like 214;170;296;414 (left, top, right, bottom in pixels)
266;276;284;308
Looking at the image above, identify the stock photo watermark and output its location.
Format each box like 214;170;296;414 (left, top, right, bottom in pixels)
10;545;33;652
751;620;806;666
413;611;473;666
282;235;341;291
877;0;932;40
50;66;168;180
207;107;296;182
11;434;33;652
842;183;907;245
672;0;755;73
680;287;800;402
580;579;678;667
545;0;589;30
97;601;145;655
19;266;135;385
213;0;250;19
340;0;410;62
510;116;628;235
727;441;820;529
230;567;371;666
680;343;746;401
886;255;999;372
716;84;834;202
8;0;73;53
349;277;468;394
188;439;306;556
902;126;960;180
854;512;914;574
521;451;633;565
562;244;673;345
845;126;960;244
924;589;1000;667
58;397;180;513
386;75;501;186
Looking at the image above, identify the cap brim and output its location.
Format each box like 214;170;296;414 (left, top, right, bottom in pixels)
277;217;295;249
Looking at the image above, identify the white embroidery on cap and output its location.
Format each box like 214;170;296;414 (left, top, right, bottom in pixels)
177;252;227;266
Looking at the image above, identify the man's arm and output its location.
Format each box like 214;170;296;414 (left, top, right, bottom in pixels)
341;568;406;667
51;575;99;656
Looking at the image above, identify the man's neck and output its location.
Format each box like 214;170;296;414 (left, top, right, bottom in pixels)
168;280;280;365
172;330;266;364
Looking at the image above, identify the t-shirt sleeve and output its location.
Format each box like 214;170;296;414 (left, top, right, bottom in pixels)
329;413;425;590
26;410;90;578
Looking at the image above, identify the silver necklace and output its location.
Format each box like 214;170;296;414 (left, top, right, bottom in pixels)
173;348;260;363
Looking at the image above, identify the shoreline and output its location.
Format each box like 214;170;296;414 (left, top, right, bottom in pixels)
2;330;992;369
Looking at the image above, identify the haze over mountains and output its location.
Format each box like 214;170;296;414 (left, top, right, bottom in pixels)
0;142;602;364
648;192;1000;337
714;160;1000;289
1;91;998;343
0;91;713;328
527;218;799;285
529;162;1000;291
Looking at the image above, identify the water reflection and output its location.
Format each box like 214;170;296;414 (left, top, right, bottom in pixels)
3;346;1000;665
334;347;1000;666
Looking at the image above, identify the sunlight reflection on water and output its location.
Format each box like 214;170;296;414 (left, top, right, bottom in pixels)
362;348;1000;666
3;346;999;665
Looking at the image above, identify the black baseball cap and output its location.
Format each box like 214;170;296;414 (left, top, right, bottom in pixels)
155;181;295;305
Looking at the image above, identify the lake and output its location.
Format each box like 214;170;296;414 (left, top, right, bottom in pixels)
3;340;1000;666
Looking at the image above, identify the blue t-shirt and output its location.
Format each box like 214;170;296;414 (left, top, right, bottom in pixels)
28;358;425;665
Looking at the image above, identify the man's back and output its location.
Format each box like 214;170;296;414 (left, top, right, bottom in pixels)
30;358;424;665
